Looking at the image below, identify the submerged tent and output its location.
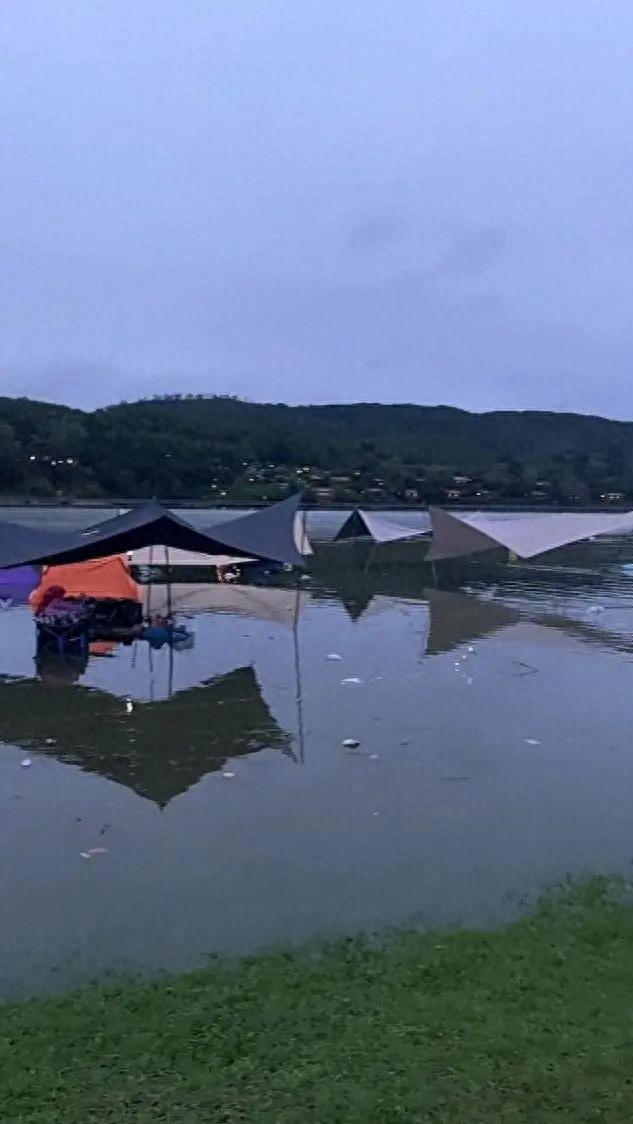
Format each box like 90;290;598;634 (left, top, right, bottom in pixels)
0;494;306;570
335;509;431;544
29;555;140;611
427;507;633;562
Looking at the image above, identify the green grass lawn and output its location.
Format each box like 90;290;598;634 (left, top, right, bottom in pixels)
3;881;633;1122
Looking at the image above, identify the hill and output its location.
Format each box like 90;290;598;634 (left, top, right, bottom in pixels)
1;394;633;505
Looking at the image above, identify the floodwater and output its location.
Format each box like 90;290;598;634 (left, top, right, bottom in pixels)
3;513;633;998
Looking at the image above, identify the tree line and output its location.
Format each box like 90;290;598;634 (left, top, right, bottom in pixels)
2;393;633;506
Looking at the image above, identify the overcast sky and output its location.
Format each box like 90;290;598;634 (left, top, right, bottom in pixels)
1;1;633;416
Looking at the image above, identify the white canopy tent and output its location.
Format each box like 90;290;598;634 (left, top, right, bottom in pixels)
335;509;431;544
427;507;633;562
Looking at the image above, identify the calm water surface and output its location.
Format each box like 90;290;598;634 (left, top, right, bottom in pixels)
2;509;633;997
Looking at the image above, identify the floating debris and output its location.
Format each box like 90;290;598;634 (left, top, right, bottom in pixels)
342;738;360;749
21;758;32;768
222;771;235;778
524;738;542;747
44;738;57;746
327;653;342;661
80;847;108;859
341;677;362;685
125;699;134;714
369;753;380;760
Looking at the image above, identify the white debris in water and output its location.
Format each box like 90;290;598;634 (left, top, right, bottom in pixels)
468;646;475;653
369;753;380;760
222;771;235;778
44;738;56;746
327;653;342;661
342;738;360;749
341;677;362;685
21;758;32;768
587;605;605;615
466;677;474;686
125;698;134;714
524;738;542;746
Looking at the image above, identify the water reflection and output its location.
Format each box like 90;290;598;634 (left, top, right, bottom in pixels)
3;541;633;997
0;664;289;806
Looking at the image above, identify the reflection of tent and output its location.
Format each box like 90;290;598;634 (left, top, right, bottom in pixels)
29;556;140;609
423;590;519;655
428;507;633;562
335;509;430;543
0;495;306;570
141;583;309;627
0;666;289;806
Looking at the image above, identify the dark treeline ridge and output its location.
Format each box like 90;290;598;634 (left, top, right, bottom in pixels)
2;393;633;506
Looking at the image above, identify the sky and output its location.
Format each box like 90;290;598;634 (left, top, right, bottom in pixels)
1;0;633;416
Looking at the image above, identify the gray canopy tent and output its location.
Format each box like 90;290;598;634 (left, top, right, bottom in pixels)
427;507;633;562
0;494;306;570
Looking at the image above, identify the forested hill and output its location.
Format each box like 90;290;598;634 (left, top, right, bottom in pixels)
2;394;633;506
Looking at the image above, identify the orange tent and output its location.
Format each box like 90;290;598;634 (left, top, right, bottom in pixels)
29;555;140;612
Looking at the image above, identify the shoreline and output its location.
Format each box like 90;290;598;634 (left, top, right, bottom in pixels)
2;879;633;1121
2;497;633;514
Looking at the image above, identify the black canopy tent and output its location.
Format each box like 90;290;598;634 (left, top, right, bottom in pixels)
0;494;306;570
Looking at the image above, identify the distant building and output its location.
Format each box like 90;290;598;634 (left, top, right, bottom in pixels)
314;487;335;503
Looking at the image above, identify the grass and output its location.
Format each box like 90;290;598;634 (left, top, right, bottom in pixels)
3;881;633;1122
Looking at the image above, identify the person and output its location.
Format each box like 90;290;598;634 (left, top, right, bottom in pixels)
31;583;67;616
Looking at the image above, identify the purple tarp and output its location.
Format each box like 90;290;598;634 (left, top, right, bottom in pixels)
0;565;41;605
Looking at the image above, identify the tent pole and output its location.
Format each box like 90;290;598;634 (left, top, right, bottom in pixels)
165;544;174;698
363;541;378;575
292;576;306;765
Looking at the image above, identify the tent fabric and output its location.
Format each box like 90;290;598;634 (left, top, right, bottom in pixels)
0;495;306;570
0;565;41;604
335;509;431;544
427;507;633;562
29;556;141;611
199;493;307;566
130;546;256;567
